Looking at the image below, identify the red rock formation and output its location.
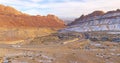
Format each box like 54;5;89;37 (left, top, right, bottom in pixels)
87;11;105;17
0;4;65;28
0;4;23;15
0;4;65;42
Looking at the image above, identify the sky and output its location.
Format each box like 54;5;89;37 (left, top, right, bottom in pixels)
0;0;120;18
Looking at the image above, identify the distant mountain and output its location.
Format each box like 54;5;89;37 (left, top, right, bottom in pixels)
62;9;120;32
60;17;75;25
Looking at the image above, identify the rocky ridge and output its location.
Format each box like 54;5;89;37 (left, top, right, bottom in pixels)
0;4;65;28
0;4;65;42
62;9;120;32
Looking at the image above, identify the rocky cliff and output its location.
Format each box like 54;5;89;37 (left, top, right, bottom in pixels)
63;9;120;32
0;4;65;28
0;4;65;42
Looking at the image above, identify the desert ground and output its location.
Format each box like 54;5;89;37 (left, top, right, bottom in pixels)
0;38;120;63
0;3;120;63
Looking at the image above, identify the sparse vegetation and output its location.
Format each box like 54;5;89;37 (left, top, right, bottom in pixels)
0;4;120;63
88;31;120;42
29;32;82;45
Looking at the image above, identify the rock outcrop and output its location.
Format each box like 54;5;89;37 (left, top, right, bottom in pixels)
63;9;120;32
70;11;105;25
0;5;65;28
61;9;120;42
0;4;23;15
0;4;65;42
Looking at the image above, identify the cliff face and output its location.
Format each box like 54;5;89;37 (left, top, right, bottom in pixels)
0;4;65;42
62;9;120;32
0;4;65;28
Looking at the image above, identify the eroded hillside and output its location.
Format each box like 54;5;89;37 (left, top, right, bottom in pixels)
0;4;65;43
64;9;120;32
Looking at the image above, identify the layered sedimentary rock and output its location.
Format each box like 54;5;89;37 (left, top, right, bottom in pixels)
0;5;65;28
61;9;120;42
0;4;65;42
62;9;120;32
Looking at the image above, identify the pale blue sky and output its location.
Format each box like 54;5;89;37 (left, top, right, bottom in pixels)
0;0;120;18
